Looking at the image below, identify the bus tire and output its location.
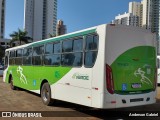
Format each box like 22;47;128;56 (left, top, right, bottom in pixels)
41;82;53;106
10;76;16;90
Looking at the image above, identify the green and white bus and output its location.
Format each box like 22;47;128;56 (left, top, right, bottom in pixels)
3;24;157;108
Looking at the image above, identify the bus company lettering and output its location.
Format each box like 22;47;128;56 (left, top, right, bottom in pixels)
72;73;89;80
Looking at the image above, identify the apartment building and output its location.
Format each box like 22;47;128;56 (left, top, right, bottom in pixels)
24;0;57;41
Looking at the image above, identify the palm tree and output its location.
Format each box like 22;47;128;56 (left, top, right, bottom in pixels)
10;28;33;46
49;33;56;38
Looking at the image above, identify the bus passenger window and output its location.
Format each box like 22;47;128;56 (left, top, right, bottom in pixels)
23;48;32;65
9;51;15;65
33;46;44;65
61;53;82;67
84;34;98;67
54;42;61;53
61;38;83;67
44;55;61;66
4;52;9;68
72;53;82;66
44;42;61;66
84;52;97;67
62;40;73;52
61;53;75;66
86;35;98;50
15;49;23;65
45;43;54;54
73;39;83;52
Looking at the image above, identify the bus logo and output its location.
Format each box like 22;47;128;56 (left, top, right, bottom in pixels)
72;73;89;80
134;68;152;86
17;66;27;84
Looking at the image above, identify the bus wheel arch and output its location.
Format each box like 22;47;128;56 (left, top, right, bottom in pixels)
40;80;54;106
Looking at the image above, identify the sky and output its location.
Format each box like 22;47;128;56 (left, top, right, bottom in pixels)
5;0;141;39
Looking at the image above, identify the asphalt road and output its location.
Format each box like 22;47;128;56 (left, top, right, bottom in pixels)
1;76;160;120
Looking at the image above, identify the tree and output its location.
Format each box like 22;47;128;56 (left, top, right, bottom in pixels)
9;28;33;46
49;33;56;38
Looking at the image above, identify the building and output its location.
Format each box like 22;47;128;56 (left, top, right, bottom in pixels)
141;0;152;30
0;38;10;49
0;0;5;39
151;0;159;39
112;12;139;27
112;0;160;53
24;0;57;41
113;0;160;39
56;20;67;36
141;0;159;36
129;1;143;27
141;0;160;53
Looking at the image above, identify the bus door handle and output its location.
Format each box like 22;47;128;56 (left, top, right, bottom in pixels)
65;83;70;85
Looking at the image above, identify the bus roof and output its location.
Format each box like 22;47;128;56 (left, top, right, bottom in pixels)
6;25;99;52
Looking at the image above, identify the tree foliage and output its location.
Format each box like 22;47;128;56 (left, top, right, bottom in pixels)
10;28;33;46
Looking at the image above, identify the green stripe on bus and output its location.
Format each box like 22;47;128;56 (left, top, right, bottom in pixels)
6;66;72;90
31;29;96;47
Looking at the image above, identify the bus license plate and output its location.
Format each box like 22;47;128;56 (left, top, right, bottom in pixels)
132;83;141;88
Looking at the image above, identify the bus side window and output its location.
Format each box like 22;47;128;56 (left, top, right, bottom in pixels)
15;49;23;65
62;40;73;52
4;51;9;68
61;38;83;67
84;34;98;67
32;46;44;65
44;42;61;66
9;51;15;65
23;48;32;65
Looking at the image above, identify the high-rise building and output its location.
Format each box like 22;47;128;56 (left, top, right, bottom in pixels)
141;0;152;30
112;12;139;27
129;1;143;27
0;0;5;39
112;0;160;53
141;0;159;38
56;20;67;36
24;0;57;41
151;0;159;39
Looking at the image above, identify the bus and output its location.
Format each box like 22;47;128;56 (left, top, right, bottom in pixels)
3;24;157;108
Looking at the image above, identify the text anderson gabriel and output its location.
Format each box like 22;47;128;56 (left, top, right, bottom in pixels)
129;113;158;117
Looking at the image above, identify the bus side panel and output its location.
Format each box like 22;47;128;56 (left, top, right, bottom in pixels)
54;84;91;106
53;68;92;107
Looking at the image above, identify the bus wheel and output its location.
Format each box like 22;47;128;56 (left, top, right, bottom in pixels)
10;76;16;90
41;82;53;106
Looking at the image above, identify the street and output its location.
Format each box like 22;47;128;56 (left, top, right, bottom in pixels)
1;76;160;120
